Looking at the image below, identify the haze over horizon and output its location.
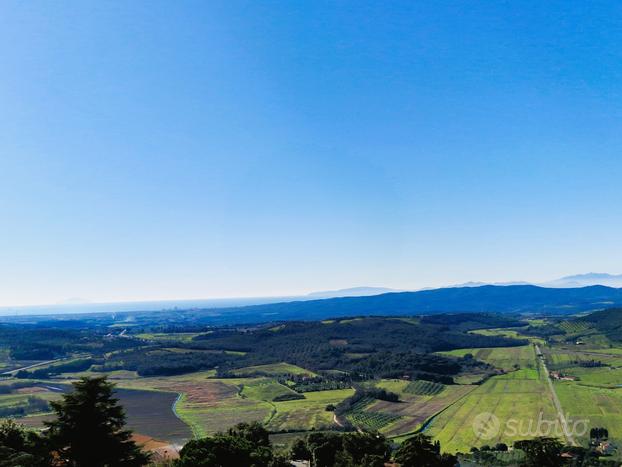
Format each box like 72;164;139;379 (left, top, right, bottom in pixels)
3;272;622;310
2;1;622;307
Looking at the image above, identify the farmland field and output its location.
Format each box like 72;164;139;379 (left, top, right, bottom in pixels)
555;382;622;447
115;368;351;436
469;328;543;344
359;379;478;437
543;347;622;368
267;388;354;431
115;373;273;438
116;388;192;444
438;345;536;371
346;396;402;432
404;380;445;396
13;385;191;445
229;363;316;377
561;366;622;387
426;363;559;452
135;332;207;342
240;378;299;401
8;310;622;460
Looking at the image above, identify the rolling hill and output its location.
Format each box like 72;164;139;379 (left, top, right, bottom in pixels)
204;285;622;323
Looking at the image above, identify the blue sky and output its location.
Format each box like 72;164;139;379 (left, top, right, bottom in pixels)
1;1;622;306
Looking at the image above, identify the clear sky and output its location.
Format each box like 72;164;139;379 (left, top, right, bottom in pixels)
1;1;622;306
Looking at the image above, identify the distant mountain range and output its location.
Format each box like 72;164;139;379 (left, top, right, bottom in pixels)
542;273;622;288
203;284;622;324
449;273;622;289
305;286;401;299
2;273;621;318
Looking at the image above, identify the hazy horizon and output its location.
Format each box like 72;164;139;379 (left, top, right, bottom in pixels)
2;1;622;307
3;271;622;310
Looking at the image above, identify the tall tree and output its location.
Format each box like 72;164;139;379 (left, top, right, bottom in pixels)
175;422;288;467
394;433;456;467
0;419;49;467
514;437;565;467
45;376;149;467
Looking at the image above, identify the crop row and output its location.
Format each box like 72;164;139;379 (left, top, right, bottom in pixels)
346;409;402;431
404;380;445;396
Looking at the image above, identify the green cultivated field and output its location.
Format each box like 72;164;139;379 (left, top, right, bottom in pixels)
426;364;559;452
439;345;536;371
267;389;354;431
563;366;622;387
13;312;622;456
543;347;622;369
404;380;445;396
114;368;350;437
135;332;207;342
346;397;402;431
470;328;543;344
363;379;477;437
230;363;316;377
240;378;299;401
555;382;622;447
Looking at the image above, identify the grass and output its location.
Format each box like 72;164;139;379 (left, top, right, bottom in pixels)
438;345;536;372
343;396;404;432
113;371;274;437
426;351;558;453
555;381;622;447
347;410;402;431
541;346;622;387
557;321;593;335
470;328;546;345
374;380;410;394
176;391;273;438
134;332;205;342
0;384;65;419
115;369;349;436
58;369;139;380
369;380;477;437
404;380;445;396
267;389;354;432
525;319;548;326
240;378;300;401
230;363;316;377
562;366;622;388
338;318;364;324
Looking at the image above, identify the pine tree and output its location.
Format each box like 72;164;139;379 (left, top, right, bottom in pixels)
45;376;149;467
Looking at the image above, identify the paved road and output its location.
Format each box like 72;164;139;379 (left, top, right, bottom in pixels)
1;358;62;375
535;344;577;446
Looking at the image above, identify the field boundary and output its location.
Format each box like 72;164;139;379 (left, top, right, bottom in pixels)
536;344;577;446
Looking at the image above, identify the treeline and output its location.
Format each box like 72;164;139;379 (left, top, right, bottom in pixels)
177;422;456;467
44;315;515;381
278;374;352;393
419;313;523;330
334;386;400;426
576;308;622;342
16;358;95;379
463;436;617;466
2;376;617;467
0;396;49;418
7;314;524;381
93;348;238;377
186;316;517;380
0;324;143;360
0;377;149;467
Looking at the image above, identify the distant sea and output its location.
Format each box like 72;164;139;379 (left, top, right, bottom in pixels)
0;296;297;317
